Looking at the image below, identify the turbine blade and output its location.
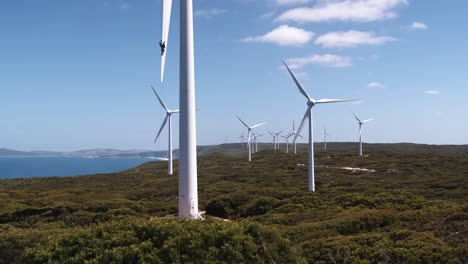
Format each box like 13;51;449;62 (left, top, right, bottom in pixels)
151;85;169;112
236;116;250;128
315;98;358;104
154;115;169;143
172;110;180;113
160;0;173;83
294;106;311;143
352;113;362;123
250;122;266;129
362;118;375;123
282;61;312;101
268;130;274;136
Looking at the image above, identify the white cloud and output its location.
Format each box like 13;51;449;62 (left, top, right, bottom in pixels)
368;82;384;88
315;30;396;48
243;25;315;47
119;2;130;10
276;0;309;6
424;90;441;95
286;54;352;68
276;0;408;23
194;8;227;18
410;22;428;30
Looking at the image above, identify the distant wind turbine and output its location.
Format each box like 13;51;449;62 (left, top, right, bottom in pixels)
267;130;277;150
284;61;357;191
353;114;375;156
290;121;303;154
274;131;283;149
323;127;330;150
237;133;245;148
281;133;293;153
253;134;262;153
237;116;265;162
151;86;179;175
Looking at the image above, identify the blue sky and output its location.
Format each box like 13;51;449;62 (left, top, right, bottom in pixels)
1;0;467;151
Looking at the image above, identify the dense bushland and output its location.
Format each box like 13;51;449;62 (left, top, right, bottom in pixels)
0;148;467;263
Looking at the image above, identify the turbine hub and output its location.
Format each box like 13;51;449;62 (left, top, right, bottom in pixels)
307;100;315;107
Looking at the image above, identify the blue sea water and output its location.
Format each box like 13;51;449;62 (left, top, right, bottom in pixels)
0;157;160;179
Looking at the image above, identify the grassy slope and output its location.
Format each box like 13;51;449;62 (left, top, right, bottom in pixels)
0;147;467;263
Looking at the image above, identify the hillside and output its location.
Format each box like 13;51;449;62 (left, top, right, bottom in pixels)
0;148;467;263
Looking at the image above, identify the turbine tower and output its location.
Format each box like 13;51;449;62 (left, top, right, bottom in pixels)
284;61;357;191
282;133;293;153
151;86;179;175
353;114;374;156
237;116;265;162
323;127;330;150
160;0;199;218
274;131;283;149
290;121;303;154
267;130;277;150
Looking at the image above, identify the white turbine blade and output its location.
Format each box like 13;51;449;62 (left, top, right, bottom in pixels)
154;115;169;143
362;118;375;123
352;113;362;123
316;98;358;104
250;122;265;129
236;116;250;128
151;85;169;112
268;130;274;136
294;106;311;143
160;0;172;83
172;110;180;113
283;61;312;101
276;131;283;136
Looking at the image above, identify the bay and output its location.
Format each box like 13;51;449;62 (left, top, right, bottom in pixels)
0;157;161;179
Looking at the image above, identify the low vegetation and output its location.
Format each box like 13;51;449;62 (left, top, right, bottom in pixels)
0;145;467;263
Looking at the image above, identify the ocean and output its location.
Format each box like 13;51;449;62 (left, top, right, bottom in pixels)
0;157;161;179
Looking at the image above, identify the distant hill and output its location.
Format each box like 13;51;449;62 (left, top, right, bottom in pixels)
2;143;467;158
0;148;40;157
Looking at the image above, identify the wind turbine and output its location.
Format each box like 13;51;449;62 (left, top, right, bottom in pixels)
353;114;375;156
274;131;283;149
237;116;265;162
253;134;262;153
281;133;293;153
151;86;179;175
160;0;199;218
237;133;245;148
323;127;330;150
284;61;357;191
290;121;303;154
267;130;277;150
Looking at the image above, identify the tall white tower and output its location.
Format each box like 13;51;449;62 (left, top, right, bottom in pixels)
179;0;199;218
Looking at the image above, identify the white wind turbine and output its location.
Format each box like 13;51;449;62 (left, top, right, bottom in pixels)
353;114;375;156
237;116;265;162
323;127;330;150
284;61;357;191
159;0;199;218
253;133;262;153
274;131;283;149
281;133;293;153
267;130;277;150
151;86;179;175
290;121;303;154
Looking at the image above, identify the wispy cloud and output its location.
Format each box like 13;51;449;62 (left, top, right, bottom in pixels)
424;90;441;95
276;0;408;23
119;2;130;10
409;22;428;30
276;0;309;6
368;82;385;88
194;8;227;18
243;25;314;47
285;54;352;68
315;30;396;48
